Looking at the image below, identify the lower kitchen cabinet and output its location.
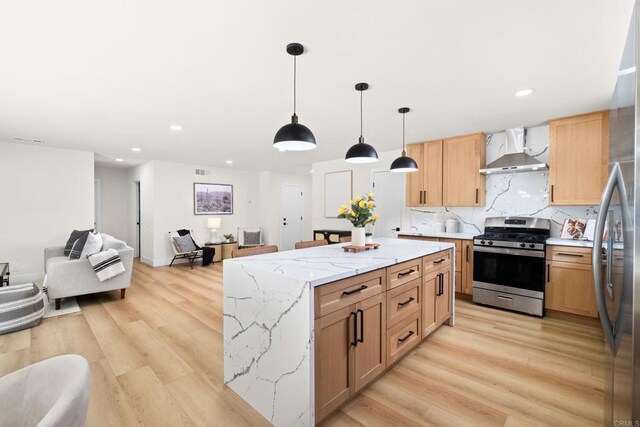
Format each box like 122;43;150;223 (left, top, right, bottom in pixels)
353;294;386;391
435;268;452;325
386;313;421;366
422;271;438;336
462;240;474;294
545;260;598;318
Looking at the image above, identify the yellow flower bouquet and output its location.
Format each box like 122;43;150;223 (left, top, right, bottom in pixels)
337;193;378;228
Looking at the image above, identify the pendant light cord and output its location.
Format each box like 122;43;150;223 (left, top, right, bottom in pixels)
293;56;297;115
360;89;363;139
402;111;406;150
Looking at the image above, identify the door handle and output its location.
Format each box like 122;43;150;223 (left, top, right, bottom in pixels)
546;263;550;283
419;191;423;204
350;312;357;347
557;252;584;257
397;269;415;277
398;330;415;343
592;163;630;354
475;188;479;204
342;285;368;296
466;245;470;262
550;184;554;202
357;309;364;344
433;258;446;264
398;297;415;307
497;295;513;301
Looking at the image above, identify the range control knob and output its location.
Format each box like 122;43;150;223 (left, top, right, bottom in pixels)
529;243;536;249
480;240;485;245
488;241;494;246
519;243;526;248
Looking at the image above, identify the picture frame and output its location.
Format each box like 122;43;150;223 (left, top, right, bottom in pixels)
194;183;233;215
560;218;587;240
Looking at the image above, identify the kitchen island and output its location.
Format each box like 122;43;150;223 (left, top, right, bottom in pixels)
223;237;455;426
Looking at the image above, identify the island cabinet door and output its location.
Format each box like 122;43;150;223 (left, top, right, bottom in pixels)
422;271;438;337
435;269;452;325
353;293;386;392
315;305;356;422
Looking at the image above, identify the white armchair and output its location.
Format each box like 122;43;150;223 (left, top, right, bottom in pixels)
44;234;133;309
0;355;91;427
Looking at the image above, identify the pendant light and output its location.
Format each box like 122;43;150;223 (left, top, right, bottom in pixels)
345;83;378;163
273;43;316;151
390;107;418;172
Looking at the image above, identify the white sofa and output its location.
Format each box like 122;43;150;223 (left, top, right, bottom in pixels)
44;234;133;309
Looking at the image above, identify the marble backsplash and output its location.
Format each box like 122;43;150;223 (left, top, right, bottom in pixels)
409;125;600;237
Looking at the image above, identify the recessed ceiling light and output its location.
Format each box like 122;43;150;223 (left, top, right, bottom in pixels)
226;160;233;164
515;89;534;97
115;158;124;162
131;147;142;152
169;124;183;132
13;137;44;143
310;169;314;173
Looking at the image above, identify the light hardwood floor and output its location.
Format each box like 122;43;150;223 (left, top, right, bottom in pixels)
0;261;604;426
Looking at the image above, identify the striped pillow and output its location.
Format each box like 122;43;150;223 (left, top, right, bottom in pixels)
87;249;125;281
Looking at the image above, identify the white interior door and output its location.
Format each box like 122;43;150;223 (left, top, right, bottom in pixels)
94;179;102;232
280;184;304;251
372;171;405;238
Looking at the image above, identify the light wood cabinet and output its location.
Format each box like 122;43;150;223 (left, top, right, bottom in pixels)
405;140;443;207
443;133;486;206
462;240;474;294
545;246;598;318
435;269;452;325
422;271;438;337
353;294;386;392
406;143;424;207
549;111;609;205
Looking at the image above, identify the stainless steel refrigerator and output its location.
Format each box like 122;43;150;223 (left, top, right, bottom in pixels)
592;4;640;424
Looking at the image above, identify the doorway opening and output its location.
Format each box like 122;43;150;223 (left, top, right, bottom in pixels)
280;184;304;250
372;170;405;238
134;181;141;258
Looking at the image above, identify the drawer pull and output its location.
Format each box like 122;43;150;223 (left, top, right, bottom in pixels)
497;295;513;301
433;258;446;264
397;269;416;277
398;330;415;343
398;297;415;307
342;285;368;296
350;312;357;347
357;309;364;344
557;252;584;257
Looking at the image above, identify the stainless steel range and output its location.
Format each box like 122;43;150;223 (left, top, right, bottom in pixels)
473;216;550;316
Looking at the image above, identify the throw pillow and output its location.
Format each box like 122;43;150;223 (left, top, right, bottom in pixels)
68;231;92;259
243;231;261;246
81;232;103;258
101;234;127;251
64;229;93;256
173;235;197;253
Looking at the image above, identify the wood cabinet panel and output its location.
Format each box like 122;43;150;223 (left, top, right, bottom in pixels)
545;260;598;318
387;258;422;290
549;111;609;205
462;240;474;294
442;133;486;206
547;245;592;265
354;294;386;391
386;278;421;328
386;313;421;366
423;140;443;206
423;250;452;276
314;305;355;421
422;271;438;337
315;269;385;318
406;143;424;207
435;269;452;325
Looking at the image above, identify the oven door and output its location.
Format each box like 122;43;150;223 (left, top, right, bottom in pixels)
473;246;545;298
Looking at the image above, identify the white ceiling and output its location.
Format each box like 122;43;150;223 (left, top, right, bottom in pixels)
0;0;634;174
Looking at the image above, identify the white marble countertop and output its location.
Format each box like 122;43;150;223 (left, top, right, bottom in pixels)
546;238;594;248
398;231;476;240
223;237;454;287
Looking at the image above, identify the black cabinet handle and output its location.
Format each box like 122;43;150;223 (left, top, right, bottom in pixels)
546;263;550;283
550;184;554;202
398;330;415;343
350;312;357;347
342;285;368;296
433;258;446;264
397;269;415;277
475;188;479;204
438;273;444;296
398;297;415;307
466;245;470;262
357;309;364;344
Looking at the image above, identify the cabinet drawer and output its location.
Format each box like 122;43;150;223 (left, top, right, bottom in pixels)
387;313;421;366
424;250;452;276
440;239;461;271
547;246;592;265
387;258;421;290
386;278;421;328
315;269;385;318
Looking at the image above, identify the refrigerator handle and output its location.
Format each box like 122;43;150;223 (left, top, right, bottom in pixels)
592;163;630;353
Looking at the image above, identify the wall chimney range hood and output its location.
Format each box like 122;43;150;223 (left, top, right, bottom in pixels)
479;128;547;175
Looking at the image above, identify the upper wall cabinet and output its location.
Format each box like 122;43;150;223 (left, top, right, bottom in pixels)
548;111;609;205
406;134;485;207
442;133;486;207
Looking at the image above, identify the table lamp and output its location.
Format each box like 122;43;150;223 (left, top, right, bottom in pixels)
207;218;221;243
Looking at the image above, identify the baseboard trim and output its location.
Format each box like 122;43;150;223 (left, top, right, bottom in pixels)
140;256;154;266
10;272;45;285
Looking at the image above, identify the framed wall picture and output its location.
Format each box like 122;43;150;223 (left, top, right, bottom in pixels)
324;170;353;218
194;183;233;215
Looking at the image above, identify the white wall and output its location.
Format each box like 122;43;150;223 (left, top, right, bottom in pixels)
95;167;129;241
128;162;155;262
0;142;94;282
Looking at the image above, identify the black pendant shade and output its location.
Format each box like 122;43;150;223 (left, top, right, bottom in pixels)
345;82;379;163
274;43;316;151
390;107;418;173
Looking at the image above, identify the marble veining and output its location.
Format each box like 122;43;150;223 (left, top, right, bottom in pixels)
411;126;599;237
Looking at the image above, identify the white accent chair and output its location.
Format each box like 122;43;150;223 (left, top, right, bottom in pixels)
0;355;91;427
44;234;133;309
237;226;264;249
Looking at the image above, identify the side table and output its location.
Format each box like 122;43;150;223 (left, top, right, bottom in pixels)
221;241;239;260
203;243;223;263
